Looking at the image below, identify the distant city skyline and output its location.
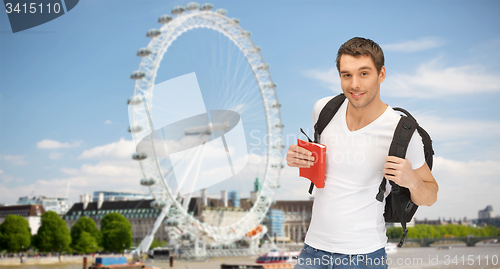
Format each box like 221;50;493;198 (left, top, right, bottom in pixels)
1;1;499;220
2;190;498;222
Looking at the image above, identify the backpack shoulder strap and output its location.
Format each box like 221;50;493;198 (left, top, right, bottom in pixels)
393;107;434;170
376;110;419;247
313;94;346;143
308;94;346;194
376;114;418;202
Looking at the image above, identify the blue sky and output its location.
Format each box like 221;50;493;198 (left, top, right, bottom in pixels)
1;0;499;221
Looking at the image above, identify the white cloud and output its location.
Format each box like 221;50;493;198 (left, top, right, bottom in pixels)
0;174;14;183
303;67;340;90
79;138;135;159
0;172;145;205
0;138;149;205
273;165;312;201
415;156;500;220
60;167;79;175
304;58;500;98
0;173;23;184
80;163;140;177
49;152;63;160
105;120;113;124
0;155;27;165
382;37;445;52
37;139;82;149
433;157;500;179
230;104;247;114
383;58;500;98
413;114;500;142
469;37;500;66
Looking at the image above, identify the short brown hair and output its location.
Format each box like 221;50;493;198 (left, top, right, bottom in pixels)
336;37;384;74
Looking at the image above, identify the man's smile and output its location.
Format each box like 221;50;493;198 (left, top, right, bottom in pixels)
350;92;365;99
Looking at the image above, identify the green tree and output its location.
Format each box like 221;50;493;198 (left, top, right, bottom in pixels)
480;225;499;237
71;217;101;253
0;215;31;252
149;238;167;250
444;224;459;237
101;213;132;253
33;211;71;252
456;225;470;237
407;227;419;238
386;227;403;239
436;225;448;237
74;232;99;254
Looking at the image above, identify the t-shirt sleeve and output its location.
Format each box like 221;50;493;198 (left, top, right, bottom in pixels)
312;96;334;124
407;130;426;170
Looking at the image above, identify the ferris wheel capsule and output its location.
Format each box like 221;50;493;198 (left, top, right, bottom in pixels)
132;153;147;160
240;31;251;37
140;178;157;186
171;6;185;15
127;96;143;105
158;15;173;24
215;9;227;15
232;18;240;24
130;71;146;80
245;46;261;54
151;200;167;208
269;102;281;108
273;144;285;150
128;125;143;133
200;3;213;11
257;64;269;70
186;2;200;11
163;219;180;226
181;233;193;240
146;29;161;38
271;163;284;169
262;82;276;89
137;47;152;57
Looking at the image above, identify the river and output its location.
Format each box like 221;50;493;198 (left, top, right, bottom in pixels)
1;244;499;269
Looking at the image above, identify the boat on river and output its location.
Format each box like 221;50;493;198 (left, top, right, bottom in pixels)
88;257;164;269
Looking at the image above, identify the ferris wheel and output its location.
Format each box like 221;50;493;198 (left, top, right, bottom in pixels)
128;3;284;253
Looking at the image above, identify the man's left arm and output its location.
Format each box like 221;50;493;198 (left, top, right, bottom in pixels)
383;156;439;206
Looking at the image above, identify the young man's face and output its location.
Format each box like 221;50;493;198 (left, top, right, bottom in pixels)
338;54;386;109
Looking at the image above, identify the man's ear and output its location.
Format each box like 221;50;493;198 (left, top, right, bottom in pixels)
378;66;386;83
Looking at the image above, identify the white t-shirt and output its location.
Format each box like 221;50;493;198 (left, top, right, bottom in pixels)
304;97;426;255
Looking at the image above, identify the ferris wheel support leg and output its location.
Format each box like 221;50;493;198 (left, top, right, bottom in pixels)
250;237;259;255
135;201;171;253
176;142;204;198
193;235;207;258
182;140;206;211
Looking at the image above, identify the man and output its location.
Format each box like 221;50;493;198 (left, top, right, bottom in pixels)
286;37;438;268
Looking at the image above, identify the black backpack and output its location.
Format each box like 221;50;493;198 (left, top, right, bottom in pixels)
307;93;434;247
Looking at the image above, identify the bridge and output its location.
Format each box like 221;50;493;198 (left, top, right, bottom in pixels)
389;236;499;247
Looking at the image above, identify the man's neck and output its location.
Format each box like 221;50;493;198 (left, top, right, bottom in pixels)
346;99;388;132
